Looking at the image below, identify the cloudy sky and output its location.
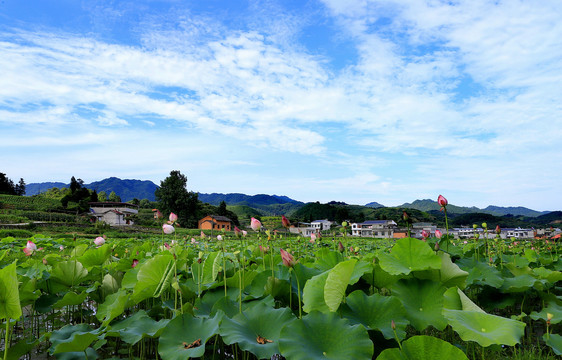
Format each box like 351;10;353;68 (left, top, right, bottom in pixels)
1;0;561;211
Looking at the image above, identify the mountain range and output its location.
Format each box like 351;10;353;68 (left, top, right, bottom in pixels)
25;178;554;218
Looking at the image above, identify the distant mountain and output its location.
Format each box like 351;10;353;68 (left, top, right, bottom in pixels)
26;177;159;202
400;199;549;218
198;193;305;217
198;193;302;207
365;201;385;208
25;182;67;195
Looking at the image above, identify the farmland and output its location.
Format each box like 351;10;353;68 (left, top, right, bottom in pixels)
0;221;560;359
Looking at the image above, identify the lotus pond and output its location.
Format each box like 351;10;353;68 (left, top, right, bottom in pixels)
0;231;560;359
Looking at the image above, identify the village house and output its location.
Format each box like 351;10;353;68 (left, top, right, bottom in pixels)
310;219;334;232
351;220;397;238
198;215;233;231
89;202;138;226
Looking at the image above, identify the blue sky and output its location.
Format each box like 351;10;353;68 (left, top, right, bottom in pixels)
1;0;561;211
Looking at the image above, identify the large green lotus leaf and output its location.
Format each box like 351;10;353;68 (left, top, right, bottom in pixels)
368;263;401;289
201;251;222;284
70;244;89;258
502;254;530;268
52;291;87;309
0;261;22;320
342;290;409;341
158;312;221;360
132;254;175;304
524;249;538;263
106;310;170;345
416;252;468;288
50;260;89;288
533;267;562;284
302;270;330;314
500;274;544;293
324;259;357;312
225;269;257;290
544;333;562;355
504;263;533;277
391;278;447;331
378;238;441;275
96;289;129;326
18;276;40;307
530;300;562;324
376;335;468;360
443;287;485;313
193;288;239;317
101;273;120;295
456;258;504;288
78;244;112;268
313;248;344;271
443;309;525;347
220;300;297;359
5;337;40;360
49;324;99;354
121;266;140;289
278;311;373;360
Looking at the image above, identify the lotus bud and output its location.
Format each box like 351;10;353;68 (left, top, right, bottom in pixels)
435;229;442;239
495;225;501;234
437;195;448;207
250;217;262;231
280;248;295;267
391;320;396;330
342;221;348;227
473;224;478;229
162;224;175;234
482;223;487;229
282;215;291;228
169;212;178;223
434;242;440;251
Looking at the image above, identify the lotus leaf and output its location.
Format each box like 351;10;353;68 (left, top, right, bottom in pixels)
342;290;409;341
391;278;447;331
376;335;468;360
96;289;129;326
158;312;221;360
49;323;99;354
0;260;22;320
544;333;562;356
378;238;441;275
220;300;297;359
443;309;525;347
278;311;373;360
132;254;175;304
530;300;562;324
107;310;170;345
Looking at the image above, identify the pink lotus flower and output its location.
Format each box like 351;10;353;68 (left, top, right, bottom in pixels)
217;235;223;241
282;215;291;228
309;238;315;244
164;242;171;250
242;230;248;237
59;245;64;251
153;209;163;219
259;245;269;254
310;233;317;242
132;259;139;268
200;231;206;239
26;240;37;251
234;226;242;237
94;237;105;246
191;238;199;244
421;230;430;239
162;224;175;234
250;217;262;231
280;248;296;267
435;229;442;239
437;195;448;208
169;212;178;223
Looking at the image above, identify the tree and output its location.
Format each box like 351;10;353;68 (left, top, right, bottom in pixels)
155;170;199;228
0;173;16;195
15;178;26;196
217;200;228;216
90;189;98;202
98;191;108;202
108;191;121;202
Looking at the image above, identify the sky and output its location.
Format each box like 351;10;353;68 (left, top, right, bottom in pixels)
1;0;561;211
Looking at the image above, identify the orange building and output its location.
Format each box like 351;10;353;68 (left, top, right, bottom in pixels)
198;215;232;231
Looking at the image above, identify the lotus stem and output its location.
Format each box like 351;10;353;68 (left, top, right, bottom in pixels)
4;318;10;360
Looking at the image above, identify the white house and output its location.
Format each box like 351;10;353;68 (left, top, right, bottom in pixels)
89;202;139;226
351;220;397;238
311;219;334;232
